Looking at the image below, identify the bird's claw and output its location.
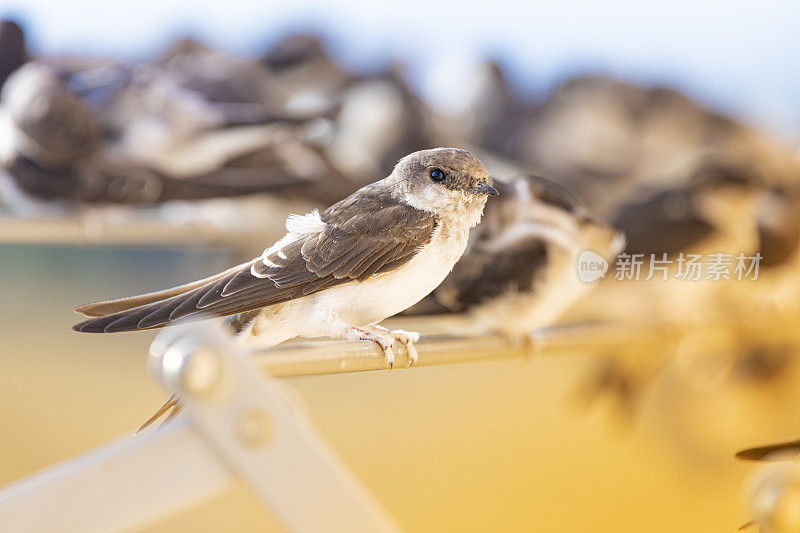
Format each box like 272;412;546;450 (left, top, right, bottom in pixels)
350;325;420;368
346;326;396;368
389;329;419;366
378;339;396;369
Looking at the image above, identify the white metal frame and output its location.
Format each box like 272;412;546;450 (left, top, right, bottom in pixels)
0;324;402;533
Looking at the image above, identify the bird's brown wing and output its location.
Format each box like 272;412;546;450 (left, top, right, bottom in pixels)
73;185;436;333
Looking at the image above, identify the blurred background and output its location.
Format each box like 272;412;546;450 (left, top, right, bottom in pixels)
2;1;800;531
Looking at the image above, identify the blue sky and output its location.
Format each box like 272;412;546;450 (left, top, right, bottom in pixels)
4;0;800;137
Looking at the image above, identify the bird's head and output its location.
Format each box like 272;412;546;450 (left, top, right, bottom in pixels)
390;147;497;225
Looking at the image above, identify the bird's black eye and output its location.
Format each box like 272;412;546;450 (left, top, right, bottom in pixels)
429;168;446;182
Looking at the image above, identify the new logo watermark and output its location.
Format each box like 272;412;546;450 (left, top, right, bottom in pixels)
577;250;610;283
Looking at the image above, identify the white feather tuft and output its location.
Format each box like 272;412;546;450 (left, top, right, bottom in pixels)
285;209;327;234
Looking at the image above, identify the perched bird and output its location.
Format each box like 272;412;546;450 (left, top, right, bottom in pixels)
407;175;622;341
717;183;800;320
517;75;649;203
261;33;356;116
0;60;329;208
570;156;770;333
1;62;104;171
154;36;276;110
612;156;765;256
517;75;761;220
569;160;800;431
73;148;497;367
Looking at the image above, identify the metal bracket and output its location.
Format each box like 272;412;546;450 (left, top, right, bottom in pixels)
0;324;402;533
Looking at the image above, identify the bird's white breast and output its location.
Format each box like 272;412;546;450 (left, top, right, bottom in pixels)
346;225;468;321
325;223;467;323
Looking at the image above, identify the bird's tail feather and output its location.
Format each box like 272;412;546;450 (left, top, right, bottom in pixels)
74;263;247;317
72;260;270;333
73;291;212;333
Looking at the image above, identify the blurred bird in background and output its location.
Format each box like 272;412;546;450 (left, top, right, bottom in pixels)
260;33;355;117
407;175;622;343
516;76;794;220
0;52;334;207
441;59;534;159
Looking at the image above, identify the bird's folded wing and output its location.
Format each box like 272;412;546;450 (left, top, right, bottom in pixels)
73;192;436;333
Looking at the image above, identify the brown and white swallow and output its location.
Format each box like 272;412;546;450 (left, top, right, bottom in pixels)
73;148;498;367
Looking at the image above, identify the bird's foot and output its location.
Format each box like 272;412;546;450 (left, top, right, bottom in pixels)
366;325;420;367
346;326;397;368
389;329;420;366
346;325;421;368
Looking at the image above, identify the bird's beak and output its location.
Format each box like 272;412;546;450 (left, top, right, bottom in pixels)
468;183;499;196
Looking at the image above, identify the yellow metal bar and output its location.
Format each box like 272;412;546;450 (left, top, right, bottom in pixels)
252;314;800;378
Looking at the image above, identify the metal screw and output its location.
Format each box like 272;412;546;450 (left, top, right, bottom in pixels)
234;407;273;448
160;342;223;396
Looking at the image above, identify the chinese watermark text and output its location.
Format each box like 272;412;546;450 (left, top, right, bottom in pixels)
611;252;761;281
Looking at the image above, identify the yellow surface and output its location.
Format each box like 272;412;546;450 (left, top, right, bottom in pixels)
1;245;796;532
